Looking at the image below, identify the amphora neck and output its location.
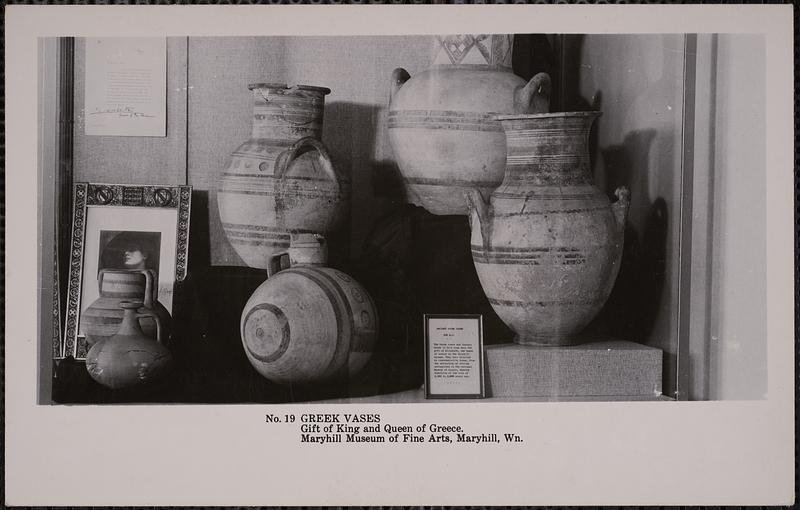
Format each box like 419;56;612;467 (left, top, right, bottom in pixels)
288;233;328;267
496;112;601;187
248;83;330;140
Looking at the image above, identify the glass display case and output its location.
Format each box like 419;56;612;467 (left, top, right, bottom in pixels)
36;32;768;405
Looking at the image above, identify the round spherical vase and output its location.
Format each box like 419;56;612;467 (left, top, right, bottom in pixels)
217;83;349;269
80;269;171;347
467;112;630;346
240;234;378;385
388;34;551;215
85;302;173;390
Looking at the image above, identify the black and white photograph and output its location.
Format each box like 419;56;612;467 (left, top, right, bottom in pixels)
6;4;794;507
43;30;769;404
98;230;162;275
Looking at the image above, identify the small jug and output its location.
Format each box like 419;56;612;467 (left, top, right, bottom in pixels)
85;301;173;390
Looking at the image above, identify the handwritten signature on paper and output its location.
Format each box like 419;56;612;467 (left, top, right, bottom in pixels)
89;106;155;118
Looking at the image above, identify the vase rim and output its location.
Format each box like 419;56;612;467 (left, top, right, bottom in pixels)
494;111;602;121
248;83;331;95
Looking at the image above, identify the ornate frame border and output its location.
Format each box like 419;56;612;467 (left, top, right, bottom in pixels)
61;183;192;359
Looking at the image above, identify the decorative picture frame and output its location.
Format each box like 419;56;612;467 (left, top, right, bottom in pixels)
62;183;191;359
424;314;485;399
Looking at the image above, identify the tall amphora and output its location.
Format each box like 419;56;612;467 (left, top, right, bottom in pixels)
467;112;630;346
218;83;348;269
388;34;551;215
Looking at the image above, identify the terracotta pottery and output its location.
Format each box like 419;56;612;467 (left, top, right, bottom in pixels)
217;83;349;269
466;112;630;346
388;34;551;215
85;301;172;389
80;269;171;347
240;234;378;385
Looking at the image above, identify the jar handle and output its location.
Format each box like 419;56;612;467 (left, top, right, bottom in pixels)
136;308;163;344
514;72;552;114
267;251;289;278
274;137;341;194
390;67;410;104
136;269;155;309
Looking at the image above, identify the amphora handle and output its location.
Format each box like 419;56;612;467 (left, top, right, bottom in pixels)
389;68;411;104
464;188;493;252
274;137;341;194
611;187;631;235
514;72;552;114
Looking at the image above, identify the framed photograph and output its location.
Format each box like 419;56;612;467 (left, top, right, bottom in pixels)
424;314;485;399
62;183;191;359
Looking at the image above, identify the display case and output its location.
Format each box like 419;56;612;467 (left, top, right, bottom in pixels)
36;32;768;405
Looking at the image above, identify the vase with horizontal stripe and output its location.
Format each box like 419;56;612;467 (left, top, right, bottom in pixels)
388;34;551;215
466;112;630;346
80;269;172;348
217;83;348;269
240;233;378;385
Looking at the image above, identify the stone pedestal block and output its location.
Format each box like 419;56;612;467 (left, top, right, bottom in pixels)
484;339;663;398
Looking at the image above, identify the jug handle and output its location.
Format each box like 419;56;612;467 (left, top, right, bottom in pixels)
267;251;289;278
135;307;163;344
274;137;341;195
137;269;156;309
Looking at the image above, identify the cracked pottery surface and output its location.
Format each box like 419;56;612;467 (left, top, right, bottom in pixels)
217;83;348;269
468;112;630;346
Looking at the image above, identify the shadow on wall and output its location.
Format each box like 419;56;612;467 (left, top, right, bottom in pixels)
323;100;406;259
560;34;671;348
560;35;598;111
589;129;668;350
